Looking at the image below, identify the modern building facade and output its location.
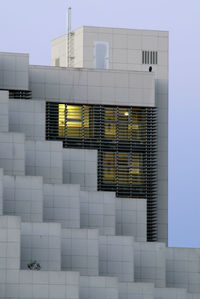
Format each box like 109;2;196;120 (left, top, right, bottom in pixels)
51;26;168;243
0;25;199;299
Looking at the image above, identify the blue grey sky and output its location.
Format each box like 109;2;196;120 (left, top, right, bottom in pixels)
1;0;199;247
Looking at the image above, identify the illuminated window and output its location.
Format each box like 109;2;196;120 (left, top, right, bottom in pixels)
130;153;143;184
131;109;146;141
104;107;116;138
83;105;94;138
47;102;157;241
118;108;130;139
58;105;146;142
103;151;144;185
59;104;66;137
103;152;116;183
66;105;82;137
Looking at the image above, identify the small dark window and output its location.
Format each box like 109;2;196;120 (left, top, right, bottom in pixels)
55;58;60;67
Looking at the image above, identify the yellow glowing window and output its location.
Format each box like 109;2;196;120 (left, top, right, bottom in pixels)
83;106;89;128
118;123;130;139
83;105;94;138
132;124;139;130
118;108;129;120
66;105;82;137
67;105;82;119
105;123;116;138
118;108;130;139
105;108;116;121
105;108;116;138
103;152;116;183
130;154;141;176
59;104;66;137
131;110;146;141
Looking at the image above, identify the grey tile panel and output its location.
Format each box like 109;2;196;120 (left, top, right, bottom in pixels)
0;52;29;90
63;148;97;191
9;99;45;141
3;175;43;222
43;183;80;228
116;197;146;242
99;235;134;282
0;90;9;132
166;247;200;293
21;222;61;271
119;282;154;299
62;228;99;276
134;242;166;288
0;132;25;176
80;276;118;299
80;190;115;235
25;140;63;184
155;287;187;299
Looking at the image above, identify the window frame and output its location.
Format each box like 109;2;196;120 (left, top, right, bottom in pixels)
94;41;109;69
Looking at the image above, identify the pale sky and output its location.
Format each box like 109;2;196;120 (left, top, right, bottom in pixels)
1;0;200;247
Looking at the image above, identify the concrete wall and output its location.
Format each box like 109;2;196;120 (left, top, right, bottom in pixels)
155;287;187;299
119;282;154;299
9;99;45;141
62;228;99;276
51;27;84;68
166;247;200;293
0;216;21;299
3;175;43;222
80;276;118;299
25;140;63;184
80;190;115;235
187;294;200;299
99;235;134;282
29;65;155;107
134;242;166;288
0;90;9;132
0;169;3;216
43;183;80;228
0;132;25;176
0;215;79;299
116;198;147;242
51;35;68;67
21;222;61;271
63;148;97;191
0;52;29;90
17;270;79;299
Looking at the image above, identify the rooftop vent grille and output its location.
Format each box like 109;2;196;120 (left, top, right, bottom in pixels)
142;51;158;65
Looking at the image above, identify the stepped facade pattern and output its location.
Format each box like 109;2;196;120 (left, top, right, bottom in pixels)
0;26;198;298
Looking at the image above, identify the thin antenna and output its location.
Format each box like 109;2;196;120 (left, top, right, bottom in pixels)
67;7;72;67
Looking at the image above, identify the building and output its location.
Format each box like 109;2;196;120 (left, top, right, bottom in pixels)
51;26;168;243
0;25;199;299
